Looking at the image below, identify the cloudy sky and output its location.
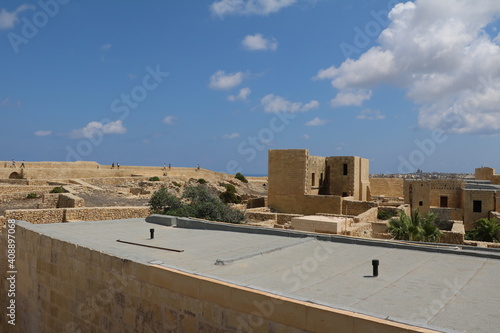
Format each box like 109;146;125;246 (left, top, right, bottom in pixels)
1;0;499;175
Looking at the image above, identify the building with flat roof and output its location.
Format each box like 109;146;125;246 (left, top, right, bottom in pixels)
2;216;500;332
268;149;371;215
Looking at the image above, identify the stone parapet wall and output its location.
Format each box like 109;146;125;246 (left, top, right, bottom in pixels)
244;211;277;222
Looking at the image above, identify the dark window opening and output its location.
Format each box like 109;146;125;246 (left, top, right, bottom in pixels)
311;173;315;187
319;173;323;186
419;201;423;206
473;200;482;213
343;163;348;175
342;192;348;197
440;196;448;208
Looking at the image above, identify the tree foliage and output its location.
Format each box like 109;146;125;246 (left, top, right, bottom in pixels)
387;210;442;242
149;185;244;224
465;218;500;243
235;172;248;183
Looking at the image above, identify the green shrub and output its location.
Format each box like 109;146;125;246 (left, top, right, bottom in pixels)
149;176;160;181
50;186;66;193
377;209;398;220
26;193;37;199
172;181;181;187
465;218;500;243
235;172;248;183
149;185;244;223
219;182;241;204
149;188;182;214
197;178;207;184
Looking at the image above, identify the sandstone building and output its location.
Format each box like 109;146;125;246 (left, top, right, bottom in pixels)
403;167;500;230
268;149;371;215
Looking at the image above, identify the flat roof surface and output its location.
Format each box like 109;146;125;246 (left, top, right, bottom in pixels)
19;218;500;333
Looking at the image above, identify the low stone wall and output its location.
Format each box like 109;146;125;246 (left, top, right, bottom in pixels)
65;207;150;221
5;208;65;224
246;197;267;209
276;213;303;225
342;200;378;216
371;221;388;237
0;185;54;195
354;207;378;223
0;191;46;202
5;207;150;224
58;193;85;208
430;207;463;221
37;194;60;209
244;211;277;222
440;231;464;245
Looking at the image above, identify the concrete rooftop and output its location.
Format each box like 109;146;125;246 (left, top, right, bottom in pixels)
19;218;500;333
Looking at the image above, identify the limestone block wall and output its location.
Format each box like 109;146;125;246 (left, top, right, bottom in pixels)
342;200;377;216
429;208;464;221
428;180;463;208
244;211;277;222
370;178;404;198
64;207;150;221
0;185;54;194
37;194;60;209
246;197;267;209
58;193;85;208
0;191;46;202
354;207;378;223
0;223;435;333
5;209;65;224
5;207;150;224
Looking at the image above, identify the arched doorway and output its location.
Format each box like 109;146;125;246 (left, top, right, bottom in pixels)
9;172;20;179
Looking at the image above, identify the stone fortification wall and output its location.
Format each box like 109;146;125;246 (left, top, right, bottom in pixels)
58;193;85;208
37;194;60;209
369;178;403;198
0;222;432;333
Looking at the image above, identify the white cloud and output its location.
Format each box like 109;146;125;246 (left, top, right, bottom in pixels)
305;117;327;126
242;34;278;51
222;133;240;139
209;70;244;90
331;90;372;107
228;87;251;101
163;115;176;125
210;0;298;17
70;120;126;139
356;109;385;120
261;94;319;113
316;0;500;134
302;134;310;140
0;5;34;30
34;130;52;137
313;66;337;80
101;43;112;50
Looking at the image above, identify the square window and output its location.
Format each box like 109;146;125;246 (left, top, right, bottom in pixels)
440;196;448;208
419;201;423;206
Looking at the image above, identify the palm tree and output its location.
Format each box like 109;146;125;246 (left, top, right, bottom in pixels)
466;218;500;243
387;210;442;242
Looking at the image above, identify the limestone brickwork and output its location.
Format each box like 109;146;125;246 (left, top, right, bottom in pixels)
475;167;500;185
463;190;497;230
0;223;438;333
369;178;404;198
5;207;149;224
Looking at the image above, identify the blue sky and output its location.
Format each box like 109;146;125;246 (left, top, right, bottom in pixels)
1;0;499;175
